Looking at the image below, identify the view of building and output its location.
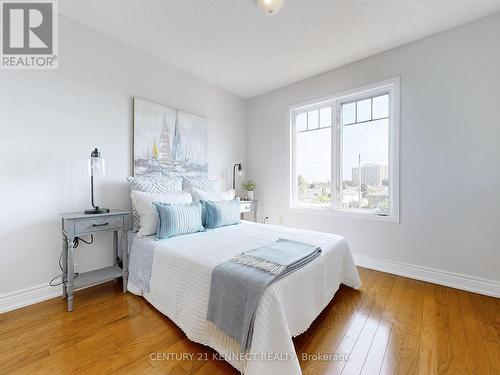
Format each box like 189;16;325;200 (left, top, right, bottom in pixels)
352;163;388;186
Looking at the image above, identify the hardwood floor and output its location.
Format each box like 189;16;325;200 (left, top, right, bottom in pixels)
0;268;499;375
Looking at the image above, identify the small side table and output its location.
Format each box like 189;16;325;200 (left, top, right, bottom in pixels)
60;210;131;312
240;199;258;222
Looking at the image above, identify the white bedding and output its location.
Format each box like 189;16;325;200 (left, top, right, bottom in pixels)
127;221;361;375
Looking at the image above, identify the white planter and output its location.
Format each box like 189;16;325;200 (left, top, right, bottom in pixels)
247;191;254;200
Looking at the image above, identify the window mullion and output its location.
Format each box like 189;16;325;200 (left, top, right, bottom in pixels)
330;104;335;208
332;101;341;209
291;111;297;207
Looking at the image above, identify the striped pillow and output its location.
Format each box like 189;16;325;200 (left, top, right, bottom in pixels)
127;176;182;231
127;176;182;192
182;177;218;192
190;189;235;226
204;198;240;229
153;202;206;239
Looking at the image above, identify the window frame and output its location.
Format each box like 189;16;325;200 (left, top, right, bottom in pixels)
289;77;400;223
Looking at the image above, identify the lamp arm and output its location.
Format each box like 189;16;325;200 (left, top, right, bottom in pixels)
90;173;96;209
232;164;237;190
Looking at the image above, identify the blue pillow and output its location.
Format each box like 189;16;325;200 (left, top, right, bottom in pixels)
153;202;206;239
204;198;240;229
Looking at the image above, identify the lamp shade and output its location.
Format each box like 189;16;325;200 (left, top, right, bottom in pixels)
256;0;284;15
233;163;243;190
87;148;107;176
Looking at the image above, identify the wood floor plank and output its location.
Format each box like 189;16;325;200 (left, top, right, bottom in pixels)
359;324;391;375
398;279;425;375
417;283;438;375
485;341;500;374
0;270;498;375
469;291;500;344
434;285;454;375
193;359;238;375
110;360;159;375
322;336;357;375
378;276;408;374
342;273;396;375
462;315;494;375
457;289;476;319
446;288;475;374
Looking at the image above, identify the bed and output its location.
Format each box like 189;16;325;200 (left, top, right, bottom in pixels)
127;220;361;375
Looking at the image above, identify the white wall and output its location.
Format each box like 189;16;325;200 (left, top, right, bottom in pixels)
247;13;500;284
0;17;246;299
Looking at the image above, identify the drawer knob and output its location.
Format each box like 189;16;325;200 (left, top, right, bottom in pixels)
92;222;109;227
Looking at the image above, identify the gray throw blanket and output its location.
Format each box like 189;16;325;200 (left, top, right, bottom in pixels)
206;238;322;352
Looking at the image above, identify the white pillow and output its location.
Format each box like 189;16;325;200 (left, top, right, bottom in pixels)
190;188;235;202
127;176;182;232
131;190;192;237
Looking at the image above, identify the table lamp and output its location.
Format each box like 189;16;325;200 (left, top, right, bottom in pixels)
232;163;243;190
84;148;110;214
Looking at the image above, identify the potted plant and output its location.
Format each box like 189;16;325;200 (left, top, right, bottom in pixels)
242;181;256;200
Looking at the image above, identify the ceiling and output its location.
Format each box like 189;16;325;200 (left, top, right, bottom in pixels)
59;0;500;98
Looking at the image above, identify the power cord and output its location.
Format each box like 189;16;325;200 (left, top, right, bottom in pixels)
73;235;93;248
48;235;94;287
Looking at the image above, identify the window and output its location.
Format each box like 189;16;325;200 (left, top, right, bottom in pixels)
290;78;399;222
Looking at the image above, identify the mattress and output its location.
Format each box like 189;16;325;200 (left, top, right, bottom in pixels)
127;221;361;375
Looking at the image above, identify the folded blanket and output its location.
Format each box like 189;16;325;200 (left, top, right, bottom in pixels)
206;238;322;352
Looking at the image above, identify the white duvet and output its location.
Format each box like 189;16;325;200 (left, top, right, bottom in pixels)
127;221;361;375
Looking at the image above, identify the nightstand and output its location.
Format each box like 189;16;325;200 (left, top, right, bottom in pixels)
60;210;131;311
240;199;258;222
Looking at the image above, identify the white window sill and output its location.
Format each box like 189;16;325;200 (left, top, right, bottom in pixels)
289;205;399;223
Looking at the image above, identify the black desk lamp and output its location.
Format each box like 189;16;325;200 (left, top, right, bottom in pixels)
232;163;243;190
84;148;110;214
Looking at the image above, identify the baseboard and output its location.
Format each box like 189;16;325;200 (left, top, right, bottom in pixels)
0;284;61;314
353;253;500;298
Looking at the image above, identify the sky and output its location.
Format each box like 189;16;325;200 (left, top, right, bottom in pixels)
296;95;389;182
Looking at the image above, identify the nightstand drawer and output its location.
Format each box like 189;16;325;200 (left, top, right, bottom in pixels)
74;216;124;234
240;201;252;213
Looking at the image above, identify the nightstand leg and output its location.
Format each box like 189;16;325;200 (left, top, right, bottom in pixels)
67;237;74;312
113;231;118;264
62;234;68;299
122;230;128;293
113;230;119;283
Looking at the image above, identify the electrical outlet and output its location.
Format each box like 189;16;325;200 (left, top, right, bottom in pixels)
279;216;284;225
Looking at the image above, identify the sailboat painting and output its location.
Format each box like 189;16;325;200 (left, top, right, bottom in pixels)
133;98;207;177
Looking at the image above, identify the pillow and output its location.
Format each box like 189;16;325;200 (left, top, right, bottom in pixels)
204;198;241;229
127;176;182;192
127;176;183;232
182;177;218;192
153;202;206;239
190;188;235;202
131;190;192;237
190;189;235;226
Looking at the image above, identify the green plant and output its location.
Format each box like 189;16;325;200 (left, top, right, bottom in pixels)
242;181;257;191
314;193;331;204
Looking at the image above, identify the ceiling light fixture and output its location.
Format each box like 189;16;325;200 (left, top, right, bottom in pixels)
256;0;284;16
